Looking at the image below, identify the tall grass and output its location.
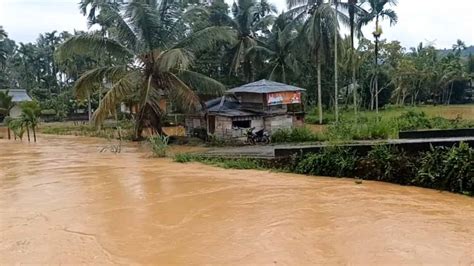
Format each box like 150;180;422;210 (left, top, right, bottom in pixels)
174;153;264;169
149;135;169;157
272;127;326;143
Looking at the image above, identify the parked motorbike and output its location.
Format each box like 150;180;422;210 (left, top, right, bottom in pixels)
246;127;270;145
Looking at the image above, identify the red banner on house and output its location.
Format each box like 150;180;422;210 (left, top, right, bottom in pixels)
266;91;301;106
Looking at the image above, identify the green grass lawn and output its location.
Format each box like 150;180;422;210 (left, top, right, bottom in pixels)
306;104;474;124
39;120;134;139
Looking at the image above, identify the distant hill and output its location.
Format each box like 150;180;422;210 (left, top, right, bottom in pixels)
437;45;474;57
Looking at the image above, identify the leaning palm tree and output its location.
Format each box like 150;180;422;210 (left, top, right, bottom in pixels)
57;0;236;139
357;0;397;114
288;0;338;124
246;14;300;83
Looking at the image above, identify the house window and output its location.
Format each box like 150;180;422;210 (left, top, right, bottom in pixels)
232;120;251;128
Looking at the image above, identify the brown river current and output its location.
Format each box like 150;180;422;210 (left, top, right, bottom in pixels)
1;136;473;264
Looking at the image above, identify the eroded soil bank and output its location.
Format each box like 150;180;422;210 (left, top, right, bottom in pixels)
1;135;473;264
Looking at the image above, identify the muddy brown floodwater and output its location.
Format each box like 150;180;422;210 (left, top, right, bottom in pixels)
1;135;473;264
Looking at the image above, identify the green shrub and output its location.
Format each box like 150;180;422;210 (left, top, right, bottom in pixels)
174;153;264;169
396;111;473;131
272;127;322;143
149;134;169;157
357;145;416;184
396;111;432;131
416;143;473;195
174;153;199;163
295;146;358;177
326;119;396;141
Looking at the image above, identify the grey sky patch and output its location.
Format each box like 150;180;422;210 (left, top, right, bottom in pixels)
0;0;472;49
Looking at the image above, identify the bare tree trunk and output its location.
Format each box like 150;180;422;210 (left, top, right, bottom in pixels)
7;128;10;140
352;62;357;114
349;0;358;115
375;78;379;114
334;1;339;122
317;56;323;125
33;126;36;142
447;82;454;105
374;16;380;115
370;76;375;110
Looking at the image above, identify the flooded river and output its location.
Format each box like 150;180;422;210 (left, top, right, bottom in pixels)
1;136;473;264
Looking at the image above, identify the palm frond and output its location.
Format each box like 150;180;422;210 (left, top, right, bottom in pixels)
246;45;276;57
230;40;246;74
93;70;141;126
380;8;398;25
287;0;309;9
177;70;227;96
157;48;194;72
56;33;132;62
166;73;201;112
99;6;139;51
125;0;162;49
73;65;130;99
174;26;237;52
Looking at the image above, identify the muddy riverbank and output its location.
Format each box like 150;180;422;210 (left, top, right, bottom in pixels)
1;136;473;264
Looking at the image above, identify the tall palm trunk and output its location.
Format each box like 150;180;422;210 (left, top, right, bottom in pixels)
374;16;380;115
33;125;36;142
349;0;357;115
334;1;339;122
317;53;323;125
26;125;30;142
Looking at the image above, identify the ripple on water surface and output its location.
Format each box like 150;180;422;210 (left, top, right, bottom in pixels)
0;136;473;264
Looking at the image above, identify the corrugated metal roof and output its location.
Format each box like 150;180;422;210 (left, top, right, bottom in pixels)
205;96;260;117
0;89;32;102
226;79;305;94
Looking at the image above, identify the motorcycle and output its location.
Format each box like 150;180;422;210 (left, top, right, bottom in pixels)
246;127;271;145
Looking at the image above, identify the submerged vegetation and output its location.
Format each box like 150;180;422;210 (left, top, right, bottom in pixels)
149;135;170;157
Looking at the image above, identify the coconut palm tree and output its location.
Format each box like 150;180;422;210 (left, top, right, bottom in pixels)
0;26;8;69
246;14;300;83
223;0;276;82
452;39;466;56
20;102;41;142
347;0;366;113
288;0;338;124
357;0;397;114
330;0;350;122
56;0;236;139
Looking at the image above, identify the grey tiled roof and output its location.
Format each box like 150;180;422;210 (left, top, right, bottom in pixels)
0;89;32;102
226;79;305;94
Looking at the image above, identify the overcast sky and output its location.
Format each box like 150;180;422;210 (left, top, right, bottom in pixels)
0;0;473;49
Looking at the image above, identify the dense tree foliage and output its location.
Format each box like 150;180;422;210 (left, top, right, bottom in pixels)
0;0;472;130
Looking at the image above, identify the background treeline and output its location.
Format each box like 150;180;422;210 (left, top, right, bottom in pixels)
0;0;473;123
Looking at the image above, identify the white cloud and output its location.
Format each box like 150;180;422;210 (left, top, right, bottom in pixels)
0;0;88;43
0;0;472;49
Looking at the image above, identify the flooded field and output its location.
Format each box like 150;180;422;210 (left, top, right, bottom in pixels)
1;136;473;264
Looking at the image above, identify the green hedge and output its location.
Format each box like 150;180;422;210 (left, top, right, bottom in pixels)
295;143;473;196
